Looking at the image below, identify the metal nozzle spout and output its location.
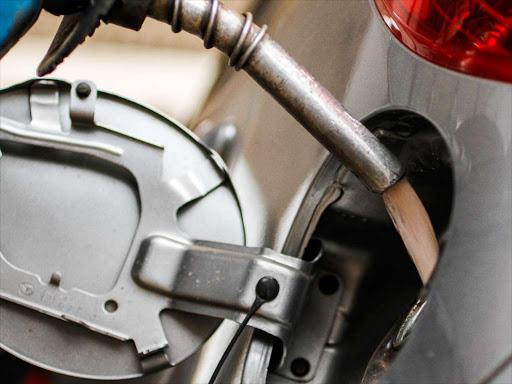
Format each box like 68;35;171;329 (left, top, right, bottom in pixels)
244;40;404;193
33;0;403;192
148;0;404;193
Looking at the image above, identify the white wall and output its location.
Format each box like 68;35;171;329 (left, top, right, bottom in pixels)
0;1;257;124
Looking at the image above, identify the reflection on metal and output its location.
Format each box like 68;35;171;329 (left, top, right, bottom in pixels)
29;80;62;133
228;12;254;68
230;13;267;71
168;157;227;202
392;296;427;349
97;122;165;149
0;117;123;156
202;0;218;49
242;332;275;384
362;296;428;384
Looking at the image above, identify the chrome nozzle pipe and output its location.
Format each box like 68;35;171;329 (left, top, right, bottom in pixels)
149;0;403;193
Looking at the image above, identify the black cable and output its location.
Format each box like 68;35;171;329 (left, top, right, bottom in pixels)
208;276;279;384
208;297;264;384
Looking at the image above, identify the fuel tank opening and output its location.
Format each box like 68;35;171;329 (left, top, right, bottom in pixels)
305;109;453;383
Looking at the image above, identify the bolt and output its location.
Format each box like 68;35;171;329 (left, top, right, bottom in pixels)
76;82;91;99
255;276;279;302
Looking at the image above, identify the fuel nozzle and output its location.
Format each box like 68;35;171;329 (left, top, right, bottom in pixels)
1;0;404;193
147;0;404;193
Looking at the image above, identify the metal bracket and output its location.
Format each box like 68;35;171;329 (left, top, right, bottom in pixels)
70;80;97;125
134;236;314;340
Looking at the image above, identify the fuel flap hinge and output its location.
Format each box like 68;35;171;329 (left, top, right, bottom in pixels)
132;236;315;342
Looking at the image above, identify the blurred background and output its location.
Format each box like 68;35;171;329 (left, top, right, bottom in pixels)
0;0;257;125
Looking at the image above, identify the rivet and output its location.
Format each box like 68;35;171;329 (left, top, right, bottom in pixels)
76;82;91;99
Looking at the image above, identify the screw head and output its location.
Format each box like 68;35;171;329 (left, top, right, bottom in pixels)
256;276;279;302
76;82;91;99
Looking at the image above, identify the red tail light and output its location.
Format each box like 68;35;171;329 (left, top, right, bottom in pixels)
23;369;49;384
375;0;512;83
